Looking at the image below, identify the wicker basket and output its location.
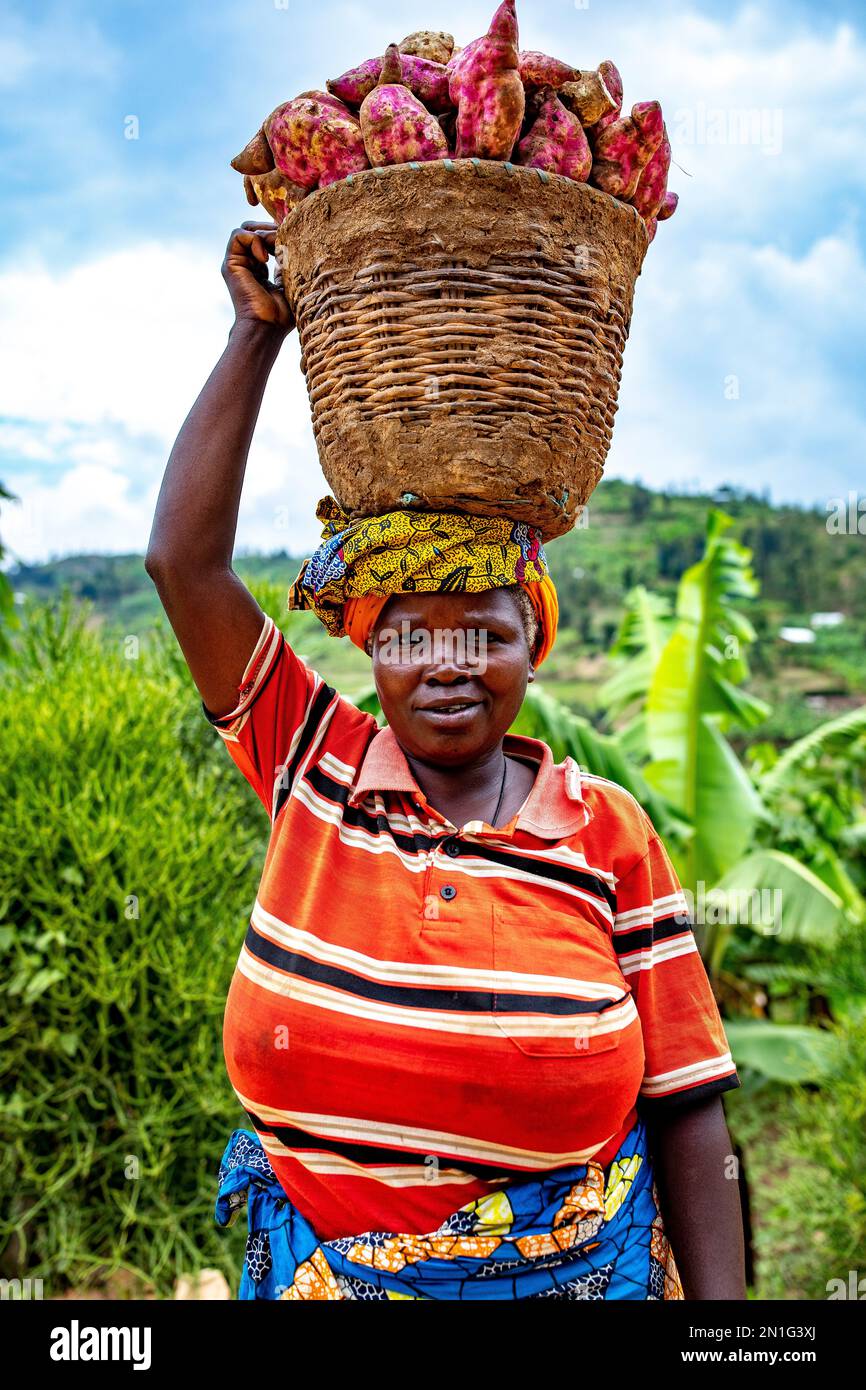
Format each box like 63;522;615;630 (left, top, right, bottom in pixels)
276;159;649;540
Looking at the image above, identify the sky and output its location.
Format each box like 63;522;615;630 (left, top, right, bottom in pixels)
1;0;864;562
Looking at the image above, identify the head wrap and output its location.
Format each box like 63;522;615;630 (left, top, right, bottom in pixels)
289;497;559;667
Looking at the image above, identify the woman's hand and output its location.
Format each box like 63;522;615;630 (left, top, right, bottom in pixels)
147;222;296;715
221;222;294;334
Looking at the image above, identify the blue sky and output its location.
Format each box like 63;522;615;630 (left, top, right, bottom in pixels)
1;0;864;561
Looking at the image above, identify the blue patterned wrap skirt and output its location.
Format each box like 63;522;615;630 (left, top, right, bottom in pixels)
214;1118;683;1300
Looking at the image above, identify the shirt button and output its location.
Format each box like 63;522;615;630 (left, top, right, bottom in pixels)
440;884;457;901
443;838;460;858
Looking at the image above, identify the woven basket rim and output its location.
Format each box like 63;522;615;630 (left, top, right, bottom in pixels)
281;157;650;241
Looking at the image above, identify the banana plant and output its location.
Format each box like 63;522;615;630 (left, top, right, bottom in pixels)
599;585;672;761
640;511;771;892
596;512;861;1082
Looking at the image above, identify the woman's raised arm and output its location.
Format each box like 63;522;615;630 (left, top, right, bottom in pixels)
145;222;293;717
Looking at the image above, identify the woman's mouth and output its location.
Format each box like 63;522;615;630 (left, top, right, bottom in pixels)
416;699;482;725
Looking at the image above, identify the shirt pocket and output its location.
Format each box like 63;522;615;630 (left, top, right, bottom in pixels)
491;903;636;1059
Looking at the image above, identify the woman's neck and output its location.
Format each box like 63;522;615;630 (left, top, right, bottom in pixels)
404;741;532;829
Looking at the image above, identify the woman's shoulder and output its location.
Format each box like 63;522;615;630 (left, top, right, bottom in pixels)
507;731;658;867
559;761;660;875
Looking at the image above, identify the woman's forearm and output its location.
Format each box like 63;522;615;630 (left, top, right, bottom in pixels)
146;317;286;575
648;1095;747;1300
144;224;293;714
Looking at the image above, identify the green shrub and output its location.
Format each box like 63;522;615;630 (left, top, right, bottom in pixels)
726;913;866;1299
0;600;265;1294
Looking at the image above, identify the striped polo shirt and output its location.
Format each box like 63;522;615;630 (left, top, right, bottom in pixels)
205;614;740;1241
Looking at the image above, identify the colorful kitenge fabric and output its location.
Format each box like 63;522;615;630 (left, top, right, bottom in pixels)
215;1120;683;1301
288;496;555;654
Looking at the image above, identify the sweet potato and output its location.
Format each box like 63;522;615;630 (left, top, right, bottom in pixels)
518;51;577;89
359;44;449;167
445;38;481;94
328;52;451;112
398;30;454;65
295;89;356;115
630;125;671;221
515;87;591;181
646;217;658;244
230;127;275;175
265;94;369;189
248;168;308;221
585;60;623;141
326;57;381;105
657;189;678;221
451;0;525;161
590;100;664;200
558;69;617;127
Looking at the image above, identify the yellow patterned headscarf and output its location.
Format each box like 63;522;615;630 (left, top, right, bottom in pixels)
289;497;559;666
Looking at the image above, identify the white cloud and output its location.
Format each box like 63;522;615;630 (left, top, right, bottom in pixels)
608;228;866;501
0;242;327;561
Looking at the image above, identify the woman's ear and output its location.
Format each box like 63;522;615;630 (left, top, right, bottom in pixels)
527;662;537;684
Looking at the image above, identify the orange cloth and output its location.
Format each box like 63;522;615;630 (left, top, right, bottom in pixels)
343;574;559;668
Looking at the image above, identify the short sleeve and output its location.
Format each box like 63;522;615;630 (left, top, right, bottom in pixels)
614;830;741;1112
203;614;340;820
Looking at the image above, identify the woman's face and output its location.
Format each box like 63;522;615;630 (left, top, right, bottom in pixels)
371;589;535;767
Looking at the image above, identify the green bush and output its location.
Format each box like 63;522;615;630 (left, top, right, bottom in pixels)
725;912;866;1299
0;599;265;1294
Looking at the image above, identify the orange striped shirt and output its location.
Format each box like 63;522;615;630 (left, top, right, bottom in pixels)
205;615;740;1240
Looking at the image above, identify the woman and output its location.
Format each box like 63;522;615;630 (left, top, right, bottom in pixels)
146;223;746;1301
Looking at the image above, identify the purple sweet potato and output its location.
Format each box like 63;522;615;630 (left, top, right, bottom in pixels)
558;69;617;127
326;57;381;106
248;168;308;221
451;0;525;161
515;87;591;181
230;126;275;175
630;125;671;221
657;189;679;221
585;60;623;141
446;37;482;95
590;99;664;200
265;94;369;189
646;217;658;244
328;52;451;112
518;50;577;89
359;44;449;167
398;30;454;65
295;89;356;115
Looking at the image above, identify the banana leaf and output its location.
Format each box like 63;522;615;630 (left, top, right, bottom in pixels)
724;1018;841;1083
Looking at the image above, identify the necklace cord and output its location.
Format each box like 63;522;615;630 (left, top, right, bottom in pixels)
490;755;509;827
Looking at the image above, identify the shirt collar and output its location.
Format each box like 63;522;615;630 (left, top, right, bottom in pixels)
347;724;592;839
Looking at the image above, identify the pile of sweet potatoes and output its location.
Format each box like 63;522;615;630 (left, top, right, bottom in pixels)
231;0;678;244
